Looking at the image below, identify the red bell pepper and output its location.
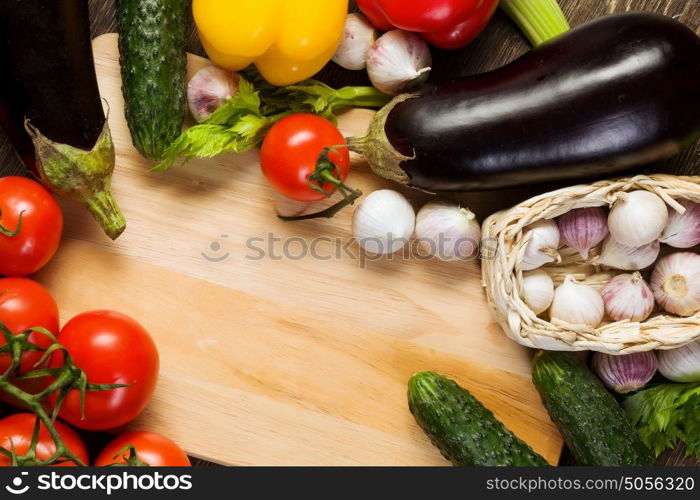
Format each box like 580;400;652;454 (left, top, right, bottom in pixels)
356;0;500;50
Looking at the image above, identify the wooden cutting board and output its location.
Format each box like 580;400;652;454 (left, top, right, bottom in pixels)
33;33;562;465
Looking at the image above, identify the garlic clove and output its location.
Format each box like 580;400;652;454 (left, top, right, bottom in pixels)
556;207;609;259
550;275;604;327
660;198;700;249
657;340;700;382
522;270;554;315
187;65;240;122
521;219;560;271
332;13;378;71
596;236;660;271
592;352;658;393
651;252;700;317
367;30;432;96
608;190;668;247
352;189;415;255
414;201;481;261
601;272;655;322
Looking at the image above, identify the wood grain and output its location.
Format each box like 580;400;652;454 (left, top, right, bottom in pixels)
28;34;564;466
1;0;698;466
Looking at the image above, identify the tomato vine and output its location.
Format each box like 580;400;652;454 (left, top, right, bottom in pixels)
0;322;124;466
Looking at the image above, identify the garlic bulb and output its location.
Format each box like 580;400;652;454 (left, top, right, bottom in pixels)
352;190;415;255
608;191;668;247
596;236;660;270
414;201;481;260
522;270;554;315
651;252;700;316
187;65;240;122
556;207;609;259
332;13;378;71
601;272;655;322
660;199;700;249
521;219;560;271
550;275;604;327
657;341;700;382
367;30;431;96
592;352;658;393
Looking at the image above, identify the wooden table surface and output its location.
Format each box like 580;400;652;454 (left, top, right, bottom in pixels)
1;0;698;467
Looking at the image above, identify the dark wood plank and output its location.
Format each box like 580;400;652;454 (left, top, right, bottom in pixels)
0;0;698;467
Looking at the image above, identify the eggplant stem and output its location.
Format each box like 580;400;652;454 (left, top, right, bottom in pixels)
500;0;570;46
345;93;416;187
25;118;127;240
84;189;127;240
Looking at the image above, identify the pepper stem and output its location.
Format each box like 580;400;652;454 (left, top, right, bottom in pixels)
500;0;571;46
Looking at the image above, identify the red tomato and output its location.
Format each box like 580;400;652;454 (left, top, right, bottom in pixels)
0;278;58;374
260;114;350;202
0;278;58;408
48;311;159;431
95;431;191;466
0;176;63;277
0;413;88;466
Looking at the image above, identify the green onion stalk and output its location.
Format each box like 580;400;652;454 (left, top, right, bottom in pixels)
500;0;571;46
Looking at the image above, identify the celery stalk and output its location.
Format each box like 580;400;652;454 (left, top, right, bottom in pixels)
500;0;571;46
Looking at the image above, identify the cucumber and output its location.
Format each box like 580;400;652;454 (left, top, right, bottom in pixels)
408;372;549;466
532;351;656;466
116;0;189;160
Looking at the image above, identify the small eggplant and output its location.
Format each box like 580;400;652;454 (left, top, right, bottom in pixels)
349;13;700;191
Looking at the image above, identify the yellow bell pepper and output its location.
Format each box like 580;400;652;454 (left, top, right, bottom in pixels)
193;0;349;87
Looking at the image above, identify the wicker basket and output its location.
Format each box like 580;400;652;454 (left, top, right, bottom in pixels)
481;174;700;354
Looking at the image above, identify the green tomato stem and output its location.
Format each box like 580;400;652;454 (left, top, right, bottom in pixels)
0;380;86;466
279;148;362;222
0;322;128;466
0;209;23;237
105;445;150;467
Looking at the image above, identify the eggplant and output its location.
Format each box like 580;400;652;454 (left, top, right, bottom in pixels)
0;0;126;239
349;13;700;192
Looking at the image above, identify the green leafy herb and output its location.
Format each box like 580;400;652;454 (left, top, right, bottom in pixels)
154;68;390;171
154;78;276;171
250;73;391;120
624;382;700;460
